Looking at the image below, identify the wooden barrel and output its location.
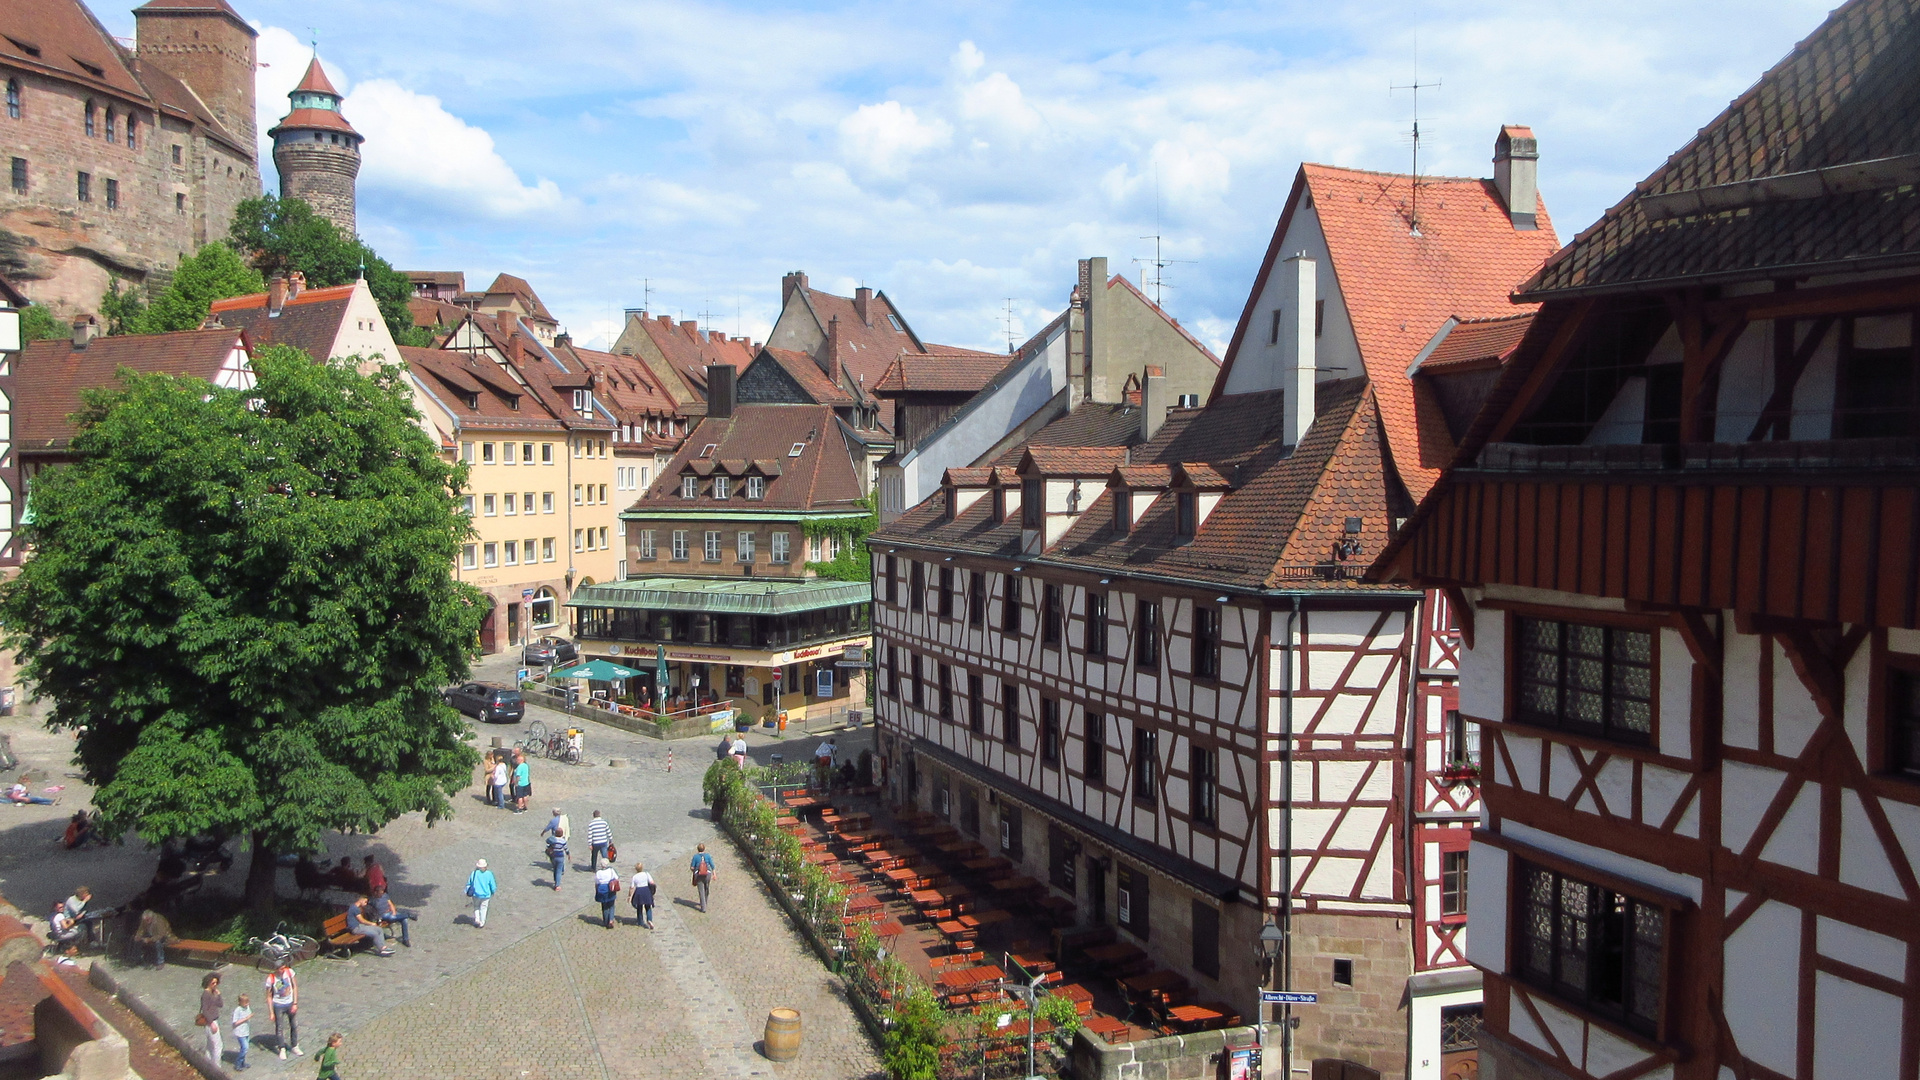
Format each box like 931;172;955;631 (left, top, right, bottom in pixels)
763;1008;802;1061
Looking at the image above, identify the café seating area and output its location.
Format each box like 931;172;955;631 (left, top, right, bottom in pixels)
772;791;1243;1046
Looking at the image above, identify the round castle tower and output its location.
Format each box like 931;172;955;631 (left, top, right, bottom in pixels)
268;57;361;236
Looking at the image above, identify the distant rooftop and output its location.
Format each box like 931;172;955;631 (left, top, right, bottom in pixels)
567;576;870;614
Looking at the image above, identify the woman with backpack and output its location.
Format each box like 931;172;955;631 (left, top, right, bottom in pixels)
689;843;715;913
592;862;620;928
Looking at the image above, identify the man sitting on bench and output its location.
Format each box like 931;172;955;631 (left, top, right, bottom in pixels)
368;886;412;948
345;896;394;957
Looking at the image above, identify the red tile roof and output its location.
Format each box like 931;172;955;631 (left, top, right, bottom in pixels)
210;283;358;359
1020;446;1128;477
483;274;555;323
637;404;865;512
269;108;359;138
758;347;855;406
622;314;758;409
1418;313;1534;372
292;56;340;96
872;353;1011;395
943;467;993;486
18;328;246;448
400;346;568;433
1215;163;1562;501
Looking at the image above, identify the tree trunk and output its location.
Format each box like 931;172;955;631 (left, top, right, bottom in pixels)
246;831;280;913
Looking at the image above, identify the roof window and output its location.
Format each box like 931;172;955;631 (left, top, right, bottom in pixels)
789;442;806;457
887;314;903;331
700;443;717;458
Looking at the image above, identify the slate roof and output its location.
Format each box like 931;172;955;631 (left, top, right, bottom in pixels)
877;379;1404;591
1215;163;1563;501
636;404;866;512
400;346;569;434
986;402;1147;467
18;328;244;448
1520;0;1920;298
210;283;358;359
758;347;855;406
872;353;1012;395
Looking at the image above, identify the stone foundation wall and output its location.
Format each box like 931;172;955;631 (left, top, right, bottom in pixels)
1285;911;1415;1080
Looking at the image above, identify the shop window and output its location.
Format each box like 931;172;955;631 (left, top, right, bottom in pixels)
1515;860;1667;1036
530;588;557;628
1515;617;1652;745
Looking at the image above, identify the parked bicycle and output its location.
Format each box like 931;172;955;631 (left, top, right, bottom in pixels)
544;728;583;765
245;922;317;971
518;720;550;756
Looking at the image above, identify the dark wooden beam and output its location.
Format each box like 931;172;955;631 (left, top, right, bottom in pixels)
1704;273;1920;323
1442;585;1475;650
1486;299;1599;445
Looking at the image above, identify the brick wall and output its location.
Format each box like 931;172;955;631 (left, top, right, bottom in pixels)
1286;911;1414;1080
0;64;259;314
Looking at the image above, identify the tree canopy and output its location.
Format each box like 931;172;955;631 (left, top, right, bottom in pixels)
123;244;266;335
227;195;420;343
0;344;485;907
19;303;67;342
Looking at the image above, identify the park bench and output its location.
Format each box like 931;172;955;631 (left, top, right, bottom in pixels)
319;914;372;959
165;939;234;968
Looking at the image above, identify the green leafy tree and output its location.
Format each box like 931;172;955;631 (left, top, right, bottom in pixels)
882;986;945;1080
99;276;147;336
0;344;485;910
227;195;416;342
20;304;68;342
132;244;266;334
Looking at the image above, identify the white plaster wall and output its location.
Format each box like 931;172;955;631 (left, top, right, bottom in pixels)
1408;985;1482;1080
892;320;1067;512
1813;971;1903;1080
1464;840;1508;972
1656;627;1693;759
1723;900;1801;1078
1712;323;1772;442
1222;201;1363;396
1458;606;1504;720
1723;625;1762;750
1584;375;1647;445
1501;820;1702;900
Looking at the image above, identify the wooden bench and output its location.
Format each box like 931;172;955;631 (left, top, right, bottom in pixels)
164;939;234;968
320;914;373;958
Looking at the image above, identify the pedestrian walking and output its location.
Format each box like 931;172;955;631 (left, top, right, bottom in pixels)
363;856;386;896
813;737;836;789
315;1033;344;1080
729;733;748;769
630;863;656;928
547;826;568;889
543;806;570;845
512;749;531;813
465;859;497;929
231;995;253;1071
490;752;509;810
199;973;223;1065
586;810;612;870
593;863;620;928
266;960;299;1059
690;843;715;912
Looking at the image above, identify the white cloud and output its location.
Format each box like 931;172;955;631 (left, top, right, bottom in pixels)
838;101;952;179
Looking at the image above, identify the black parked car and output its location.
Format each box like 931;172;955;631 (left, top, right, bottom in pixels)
443;682;525;723
523;636;579;667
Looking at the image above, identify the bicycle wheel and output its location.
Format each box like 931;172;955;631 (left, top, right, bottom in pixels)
525;720;548;743
563;746;581;765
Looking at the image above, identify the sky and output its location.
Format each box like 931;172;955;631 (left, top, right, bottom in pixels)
108;0;1836;355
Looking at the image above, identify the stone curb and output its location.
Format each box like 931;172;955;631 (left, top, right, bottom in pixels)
88;962;231;1080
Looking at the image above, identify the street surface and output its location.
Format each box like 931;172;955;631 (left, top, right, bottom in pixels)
0;650;882;1080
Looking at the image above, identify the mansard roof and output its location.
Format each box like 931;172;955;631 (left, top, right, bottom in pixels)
636;404;865;513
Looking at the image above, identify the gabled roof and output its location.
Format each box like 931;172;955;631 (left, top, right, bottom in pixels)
987;402;1146;467
1519;0;1920;298
1020;446;1128;477
400;346;568;434
18;328;246;448
619;313;757;410
210;283;359;359
1215;163;1563;500
872;353;1012;396
753;347;855;406
876;378;1402;591
1414;313;1535;373
636;404;865;513
560;342;681;422
482;274;555;324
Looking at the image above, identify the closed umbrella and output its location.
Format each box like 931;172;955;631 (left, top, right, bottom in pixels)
655;644;668;714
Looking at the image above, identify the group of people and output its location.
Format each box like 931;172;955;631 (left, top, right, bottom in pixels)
195;963;343;1075
45;886;104;960
485;747;532;813
458;807;718;933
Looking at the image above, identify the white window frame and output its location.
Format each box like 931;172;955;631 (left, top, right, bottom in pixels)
460;442;474;464
771;532;791;564
503;541;518;566
461;494;474;516
574;484;584;506
714;476;730;500
574;529;585;552
523;492;535;513
704;530;722;562
482;442;496;464
542;443;554;464
738;531;755;562
681;476;698;499
671;530;689;561
599;526;609;549
543;492;554;514
543;537;556;562
503;442;516;465
523;539;536;564
503;493;517;516
482;494;496;516
641;530;656;559
461;544;477;570
483;542;498;568
747;475;765;500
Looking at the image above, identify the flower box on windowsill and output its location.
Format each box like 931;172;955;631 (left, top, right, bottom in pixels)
1439;763;1481;784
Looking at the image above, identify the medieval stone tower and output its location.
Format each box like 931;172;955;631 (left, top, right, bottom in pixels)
268;57;361;236
133;0;260;148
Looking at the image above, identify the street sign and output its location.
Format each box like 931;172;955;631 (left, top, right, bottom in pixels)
1260;991;1318;1005
516;669;529;683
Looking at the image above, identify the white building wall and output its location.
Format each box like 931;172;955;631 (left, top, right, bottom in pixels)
1221;202;1363;397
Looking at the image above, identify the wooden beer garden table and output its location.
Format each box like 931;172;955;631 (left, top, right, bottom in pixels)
959;908;1010;928
909;886;971;911
881;867;921;890
1165;1004;1231;1032
1006;949;1055;973
1121;969;1188;1001
805;849;837;865
1082;1015;1130;1042
1083;942;1148;969
935;964;1005;994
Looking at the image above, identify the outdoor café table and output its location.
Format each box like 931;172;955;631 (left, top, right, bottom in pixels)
909;887;970;910
934;836;973;854
935;964;1005;994
1056;983;1095;1015
783;795;824;812
1166;1005;1227;1032
833;811;873;832
1121;969;1188;1001
1082;1016;1130;1042
960;908;1011;927
872;919;905;943
805;850;837;865
1006;950;1055;973
1083;942;1148;969
882;867;921;890
989;875;1039;896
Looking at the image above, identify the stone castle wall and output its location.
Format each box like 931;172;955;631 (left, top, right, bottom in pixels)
272;136;359;237
132;8;258;149
1287;910;1416;1080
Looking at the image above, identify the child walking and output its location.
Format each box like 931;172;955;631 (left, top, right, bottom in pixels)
315;1032;344;1080
231;995;252;1071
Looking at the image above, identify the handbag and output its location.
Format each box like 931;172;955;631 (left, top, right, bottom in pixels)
606;841;618;861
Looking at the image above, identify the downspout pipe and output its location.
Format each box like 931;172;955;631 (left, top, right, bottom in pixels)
1281;595;1300;1080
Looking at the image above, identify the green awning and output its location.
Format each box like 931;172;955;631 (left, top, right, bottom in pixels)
548;659;644;681
565;576;870;615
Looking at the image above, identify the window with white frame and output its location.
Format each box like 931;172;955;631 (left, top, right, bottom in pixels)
738;531;755;562
523;539;536;564
523;492;535;513
543;537;555;562
681;476;698;499
671;530;689;560
523;443;534;463
574;484;584;506
543;492;554;513
461;544;477;570
483;542;498;567
503;493;516;515
574;529;584;552
704;530;722;561
771;532;790;563
460;442;474;463
641;530;656;559
542;443;554;463
482;443;496;464
483;494;496;516
503;442;516;465
809;534;824;562
461;494;474;516
747;475;765;500
618;559;628;579
599;526;609;549
713;476;730;500
503;542;518;565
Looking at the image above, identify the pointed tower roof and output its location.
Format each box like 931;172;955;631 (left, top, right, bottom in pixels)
293;56;340;97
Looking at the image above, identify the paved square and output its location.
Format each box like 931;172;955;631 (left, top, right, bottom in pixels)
0;652;882;1080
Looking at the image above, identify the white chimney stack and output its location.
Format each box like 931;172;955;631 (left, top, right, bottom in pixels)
1493;125;1539;231
1282;253;1316;447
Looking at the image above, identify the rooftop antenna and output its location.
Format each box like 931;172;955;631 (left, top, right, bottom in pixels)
1004;298;1018;353
1133;235;1193;309
1391;39;1440;237
639;278;652;316
698;302;717;335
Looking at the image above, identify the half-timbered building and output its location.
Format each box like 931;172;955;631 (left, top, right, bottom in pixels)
872;133;1561;1080
1376;4;1920;1078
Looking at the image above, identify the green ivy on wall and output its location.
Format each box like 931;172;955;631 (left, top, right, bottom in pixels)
802;490;877;583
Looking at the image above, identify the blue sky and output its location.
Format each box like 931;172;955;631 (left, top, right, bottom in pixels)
109;0;1835;353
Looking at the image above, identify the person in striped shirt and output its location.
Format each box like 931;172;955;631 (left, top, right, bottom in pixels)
586;811;613;871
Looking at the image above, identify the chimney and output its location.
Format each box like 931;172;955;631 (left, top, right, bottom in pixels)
782;271;808;306
1140;366;1168;442
822;315;841;379
1493;126;1540;230
71;314;98;349
853;286;873;326
706;363;736;419
287;270;306;300
268;274;287;316
1281;253;1317;447
554;331;572;348
680;320;699;337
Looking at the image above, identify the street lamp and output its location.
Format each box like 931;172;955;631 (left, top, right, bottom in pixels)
1256;920;1286;1078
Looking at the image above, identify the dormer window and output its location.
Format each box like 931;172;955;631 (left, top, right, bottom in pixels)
992;487;1006;524
746;475;765;500
1176;491;1198;539
713;476;730;500
1021;478;1043;529
1113;489;1130;535
680;475;698;499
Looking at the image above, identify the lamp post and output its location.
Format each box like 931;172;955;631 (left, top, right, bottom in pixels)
1003;970;1047;1080
1256;919;1286;1079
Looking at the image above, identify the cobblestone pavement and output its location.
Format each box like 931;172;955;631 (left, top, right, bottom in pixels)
0;650;881;1080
